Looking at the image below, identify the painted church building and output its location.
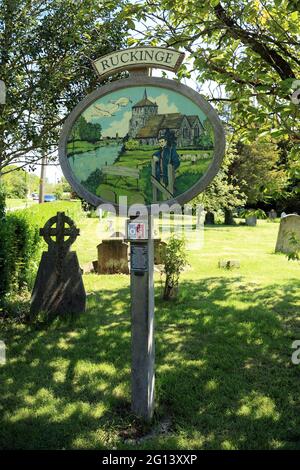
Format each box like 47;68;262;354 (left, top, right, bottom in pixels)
128;89;204;147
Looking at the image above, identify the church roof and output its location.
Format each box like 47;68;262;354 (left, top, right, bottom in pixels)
132;89;158;108
187;115;198;125
162;113;185;128
136;115;164;138
136;113;186;138
187;115;203;128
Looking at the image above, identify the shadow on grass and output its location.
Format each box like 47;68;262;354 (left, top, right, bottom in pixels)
152;277;300;450
1;277;300;449
0;286;135;449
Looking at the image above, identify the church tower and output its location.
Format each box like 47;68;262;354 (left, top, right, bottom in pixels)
128;89;158;138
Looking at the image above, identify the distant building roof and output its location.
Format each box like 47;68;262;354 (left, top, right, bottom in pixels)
132;89;158;108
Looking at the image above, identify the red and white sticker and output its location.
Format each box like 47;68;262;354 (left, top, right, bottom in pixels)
128;222;146;240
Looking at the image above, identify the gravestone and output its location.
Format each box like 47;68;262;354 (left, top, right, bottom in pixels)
30;212;86;319
154;239;167;265
275;214;300;254
97;239;129;274
82;261;95;274
245;215;257;226
269;209;277;220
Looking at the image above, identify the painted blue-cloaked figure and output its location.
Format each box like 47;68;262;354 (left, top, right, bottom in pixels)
152;135;180;188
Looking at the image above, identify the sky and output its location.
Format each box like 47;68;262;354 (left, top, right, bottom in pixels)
80;85;207;139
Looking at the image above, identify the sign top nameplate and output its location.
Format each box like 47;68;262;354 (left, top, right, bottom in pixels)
93;47;185;80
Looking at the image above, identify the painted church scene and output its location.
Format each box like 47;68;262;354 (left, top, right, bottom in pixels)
67;86;215;205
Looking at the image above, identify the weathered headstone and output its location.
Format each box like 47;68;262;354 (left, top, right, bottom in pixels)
30;212;86;319
82;261;95;274
97;239;129;274
154;239;167;265
245;215;257;226
275;214;300;254
268;209;277;220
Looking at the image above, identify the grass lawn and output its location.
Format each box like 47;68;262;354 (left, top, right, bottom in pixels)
5;198;37;210
1;220;300;449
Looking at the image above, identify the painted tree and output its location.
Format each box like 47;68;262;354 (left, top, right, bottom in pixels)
0;0;128;176
78;116;102;143
197;118;214;150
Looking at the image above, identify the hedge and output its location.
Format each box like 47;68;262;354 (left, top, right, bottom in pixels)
0;200;83;302
19;200;83;226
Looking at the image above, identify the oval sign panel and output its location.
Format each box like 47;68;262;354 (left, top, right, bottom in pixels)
59;76;225;209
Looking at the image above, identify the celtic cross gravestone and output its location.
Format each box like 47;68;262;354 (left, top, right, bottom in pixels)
30;212;86;320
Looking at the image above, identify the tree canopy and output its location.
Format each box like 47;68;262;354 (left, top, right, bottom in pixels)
122;0;300;211
0;0;129;175
124;0;299;143
231;140;289;205
1;165;39;198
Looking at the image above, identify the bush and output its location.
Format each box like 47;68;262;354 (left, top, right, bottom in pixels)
124;139;139;150
0;211;40;302
54;184;64;200
0;201;84;304
162;235;189;300
240;208;267;219
287;232;300;261
21;200;83;225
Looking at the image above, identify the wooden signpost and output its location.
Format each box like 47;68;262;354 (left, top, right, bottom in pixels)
59;46;225;421
127;216;155;419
